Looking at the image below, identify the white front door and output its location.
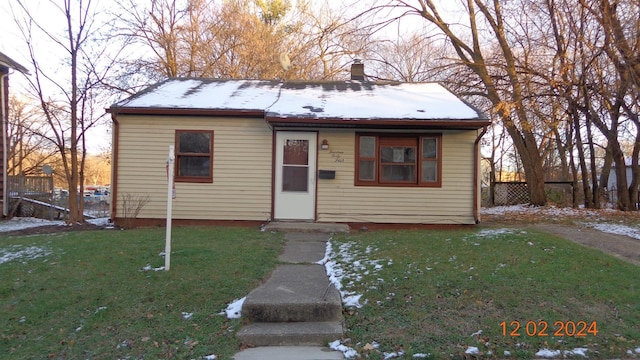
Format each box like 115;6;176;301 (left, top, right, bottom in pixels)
274;131;317;220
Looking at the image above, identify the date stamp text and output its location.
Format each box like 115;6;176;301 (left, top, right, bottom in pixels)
500;320;598;337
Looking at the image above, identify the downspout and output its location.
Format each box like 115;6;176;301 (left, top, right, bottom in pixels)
473;126;488;224
110;112;119;223
1;73;8;217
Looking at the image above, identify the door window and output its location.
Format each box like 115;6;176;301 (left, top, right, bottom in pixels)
282;139;309;192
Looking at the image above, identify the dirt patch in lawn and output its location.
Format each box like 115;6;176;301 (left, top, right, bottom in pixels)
482;209;640;266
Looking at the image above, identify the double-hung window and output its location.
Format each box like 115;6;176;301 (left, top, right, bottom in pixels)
356;133;441;187
175;130;213;183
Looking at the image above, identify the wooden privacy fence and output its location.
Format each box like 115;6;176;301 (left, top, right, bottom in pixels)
491;181;574;206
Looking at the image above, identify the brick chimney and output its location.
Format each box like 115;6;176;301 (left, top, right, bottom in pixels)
350;59;365;81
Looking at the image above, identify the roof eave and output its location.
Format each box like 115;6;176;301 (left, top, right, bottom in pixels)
265;116;491;130
107;107;265;117
0;54;30;75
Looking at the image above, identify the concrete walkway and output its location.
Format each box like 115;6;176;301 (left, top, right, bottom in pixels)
233;228;348;360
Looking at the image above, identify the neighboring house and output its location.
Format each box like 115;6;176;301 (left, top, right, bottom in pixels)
607;159;635;191
107;64;489;227
607;160;639;205
0;52;29;217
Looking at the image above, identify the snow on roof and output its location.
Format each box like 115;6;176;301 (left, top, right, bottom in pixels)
114;78;281;111
269;81;481;120
111;78;487;123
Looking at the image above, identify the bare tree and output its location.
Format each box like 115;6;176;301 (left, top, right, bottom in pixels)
292;1;377;80
584;0;640;210
13;0;117;223
112;0;377;83
375;0;548;205
6;95;59;176
84;152;111;186
368;31;446;82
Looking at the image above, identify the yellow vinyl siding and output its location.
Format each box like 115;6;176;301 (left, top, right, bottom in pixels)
316;129;478;224
115;116;479;224
115;115;272;221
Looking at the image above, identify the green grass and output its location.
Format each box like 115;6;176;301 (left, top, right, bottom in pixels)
0;226;284;359
331;228;640;359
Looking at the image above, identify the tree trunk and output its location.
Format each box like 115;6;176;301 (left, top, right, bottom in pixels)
571;107;593;208
585;113;600;208
611;141;632;210
599;145;613;203
499;116;547;206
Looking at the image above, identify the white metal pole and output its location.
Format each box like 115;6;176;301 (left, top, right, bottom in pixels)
1;73;8;216
165;145;175;271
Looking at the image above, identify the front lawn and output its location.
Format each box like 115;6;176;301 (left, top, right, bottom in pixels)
328;228;640;359
0;226;284;359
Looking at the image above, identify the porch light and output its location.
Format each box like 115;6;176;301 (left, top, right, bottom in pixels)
321;139;329;150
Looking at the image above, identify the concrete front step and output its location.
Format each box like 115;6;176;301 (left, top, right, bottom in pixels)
242;264;342;323
232;346;344;360
233;346;344;360
263;222;350;233
236;321;344;346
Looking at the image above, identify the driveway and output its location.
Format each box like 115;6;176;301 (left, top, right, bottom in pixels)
530;223;640;266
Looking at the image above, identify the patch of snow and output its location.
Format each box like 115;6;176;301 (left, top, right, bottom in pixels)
87;217;111;227
181;312;193;320
636;347;640;353
503;350;511;357
322;241;387;308
315;238;333;265
140;264;165;272
481;205;532;215
384;350;405;359
564;348;588;357
203;355;216;360
585;223;640;240
0;245;52;265
0;217;64;232
535;349;561;358
329;339;359;359
474;228;516;237
343;294;363;308
0;216;111;234
413;354;429;358
219;297;245;319
95;306;107;314
465;346;479;355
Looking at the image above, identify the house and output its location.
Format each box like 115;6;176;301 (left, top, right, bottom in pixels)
0;51;29;217
107;64;490;227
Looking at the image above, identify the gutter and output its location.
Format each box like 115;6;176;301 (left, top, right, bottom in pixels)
473;126;488;224
1;72;8;216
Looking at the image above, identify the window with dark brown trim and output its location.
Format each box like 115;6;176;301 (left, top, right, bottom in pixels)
175;130;213;183
356;133;442;187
